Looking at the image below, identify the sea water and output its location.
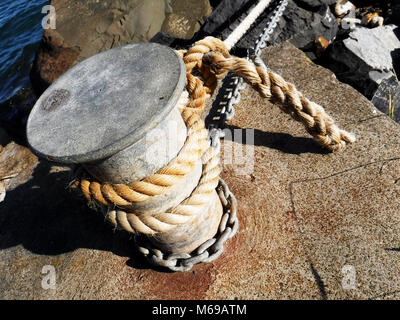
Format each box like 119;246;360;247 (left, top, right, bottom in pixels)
0;0;49;103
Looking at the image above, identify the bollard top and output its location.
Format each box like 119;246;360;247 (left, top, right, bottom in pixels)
27;42;186;163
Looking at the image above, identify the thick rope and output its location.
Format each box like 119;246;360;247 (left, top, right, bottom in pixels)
106;144;221;235
202;51;356;151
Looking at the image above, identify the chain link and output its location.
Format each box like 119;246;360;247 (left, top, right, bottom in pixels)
253;0;288;56
207;0;288;147
134;178;238;272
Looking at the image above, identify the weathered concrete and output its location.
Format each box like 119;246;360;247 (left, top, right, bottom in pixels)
27;43;186;165
1;42;400;299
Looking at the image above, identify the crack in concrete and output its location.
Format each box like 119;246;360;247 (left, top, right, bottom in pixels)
384;248;400;252
291;157;400;186
357;114;385;123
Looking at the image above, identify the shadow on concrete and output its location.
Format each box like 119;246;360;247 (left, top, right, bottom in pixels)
224;124;330;155
0;159;155;270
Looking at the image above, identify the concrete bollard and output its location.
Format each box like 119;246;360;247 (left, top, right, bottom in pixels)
27;43;222;255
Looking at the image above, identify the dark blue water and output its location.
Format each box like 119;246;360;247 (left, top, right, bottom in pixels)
0;0;49;103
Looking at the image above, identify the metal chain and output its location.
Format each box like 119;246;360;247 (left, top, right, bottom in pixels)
133;0;288;272
134;178;238;272
208;0;288;147
253;0;288;56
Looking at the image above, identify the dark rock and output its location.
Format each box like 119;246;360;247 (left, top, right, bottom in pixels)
324;24;400;99
200;0;253;36
371;74;400;123
150;31;178;47
387;0;400;25
0;87;37;144
30;29;80;95
234;1;338;56
294;0;337;11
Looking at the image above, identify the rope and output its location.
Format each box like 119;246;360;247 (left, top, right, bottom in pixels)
106;144;221;235
202;51;355;151
224;0;273;51
134;177;238;271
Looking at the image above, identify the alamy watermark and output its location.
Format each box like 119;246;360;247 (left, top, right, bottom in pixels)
220;128;254;175
144;122;255;176
341;264;356;290
42;5;56;30
41;265;56;290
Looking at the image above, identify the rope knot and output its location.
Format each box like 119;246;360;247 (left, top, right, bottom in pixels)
202;51;231;79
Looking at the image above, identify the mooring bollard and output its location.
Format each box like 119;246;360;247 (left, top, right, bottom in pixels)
26;43;232;268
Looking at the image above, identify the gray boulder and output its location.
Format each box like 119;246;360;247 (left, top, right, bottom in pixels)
325;24;400;99
371;74;400;123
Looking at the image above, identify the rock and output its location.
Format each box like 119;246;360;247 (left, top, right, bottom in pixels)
0;127;11;151
0;141;38;202
233;1;338;59
334;0;355;18
387;1;400;25
324;24;400;98
162;14;193;39
30;0;212;94
1;42;400;299
295;0;337;11
0;87;38;142
200;0;252;36
30;29;80;95
164;0;212;39
371;74;400;123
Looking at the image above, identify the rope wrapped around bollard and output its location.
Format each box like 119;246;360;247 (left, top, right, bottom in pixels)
134;178;238;272
75;37;355;232
73;36;355;271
